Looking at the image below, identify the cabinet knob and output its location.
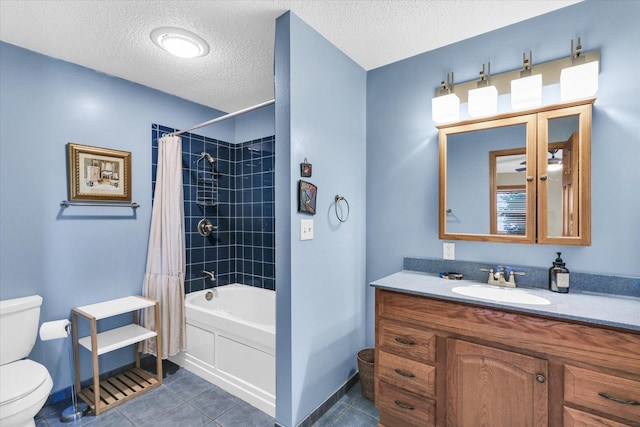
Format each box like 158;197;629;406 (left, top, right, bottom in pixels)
526;176;534;182
535;374;546;383
539;175;548;181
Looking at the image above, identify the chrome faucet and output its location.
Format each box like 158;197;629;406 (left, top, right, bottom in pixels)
480;266;525;288
202;271;216;281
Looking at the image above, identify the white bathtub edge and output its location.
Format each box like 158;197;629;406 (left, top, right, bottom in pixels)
169;351;276;418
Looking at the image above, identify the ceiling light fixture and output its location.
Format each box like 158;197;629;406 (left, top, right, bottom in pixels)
151;27;210;59
515;150;562;172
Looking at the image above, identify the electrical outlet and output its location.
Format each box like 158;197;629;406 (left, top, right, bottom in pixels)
301;219;314;240
443;242;455;260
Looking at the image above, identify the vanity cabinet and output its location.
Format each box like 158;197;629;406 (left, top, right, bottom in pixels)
374;288;640;426
446;339;548;426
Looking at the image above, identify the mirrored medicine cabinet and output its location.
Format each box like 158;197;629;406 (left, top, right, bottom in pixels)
438;97;594;245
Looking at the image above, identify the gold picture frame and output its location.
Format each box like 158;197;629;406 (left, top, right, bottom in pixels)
67;143;132;202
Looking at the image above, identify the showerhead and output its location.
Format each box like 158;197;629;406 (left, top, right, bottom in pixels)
198;152;216;164
204;153;215;164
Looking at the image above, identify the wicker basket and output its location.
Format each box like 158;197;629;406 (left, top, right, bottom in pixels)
357;348;375;401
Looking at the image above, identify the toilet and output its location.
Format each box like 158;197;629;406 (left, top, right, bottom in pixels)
0;295;53;427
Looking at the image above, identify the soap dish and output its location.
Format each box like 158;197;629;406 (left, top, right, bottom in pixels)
440;272;464;280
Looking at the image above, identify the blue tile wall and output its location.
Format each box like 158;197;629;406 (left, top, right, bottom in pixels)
232;136;276;291
152;125;275;293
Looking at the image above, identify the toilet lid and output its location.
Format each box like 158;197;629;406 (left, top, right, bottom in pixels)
0;359;50;406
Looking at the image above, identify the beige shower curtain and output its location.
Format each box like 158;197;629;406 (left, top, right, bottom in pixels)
142;135;186;358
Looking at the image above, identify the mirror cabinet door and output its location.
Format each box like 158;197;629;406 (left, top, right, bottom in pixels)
438;99;593;245
537;104;592;245
440;115;537;243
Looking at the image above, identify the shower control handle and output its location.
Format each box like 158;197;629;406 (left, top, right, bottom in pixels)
197;219;217;237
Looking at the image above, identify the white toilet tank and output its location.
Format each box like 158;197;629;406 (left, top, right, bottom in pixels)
0;295;43;366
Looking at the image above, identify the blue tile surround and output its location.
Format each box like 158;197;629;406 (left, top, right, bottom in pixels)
152;125;275;293
404;257;640;298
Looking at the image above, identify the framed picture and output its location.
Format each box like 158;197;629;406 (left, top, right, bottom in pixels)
67;143;132;202
298;180;317;215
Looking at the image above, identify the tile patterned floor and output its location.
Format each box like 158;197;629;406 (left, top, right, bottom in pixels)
35;367;378;427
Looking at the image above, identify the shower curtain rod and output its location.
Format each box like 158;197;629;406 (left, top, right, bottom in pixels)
169;99;275;137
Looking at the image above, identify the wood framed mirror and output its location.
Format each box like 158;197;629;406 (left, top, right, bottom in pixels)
438;98;594;245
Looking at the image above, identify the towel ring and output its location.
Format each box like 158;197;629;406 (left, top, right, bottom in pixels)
334;195;350;223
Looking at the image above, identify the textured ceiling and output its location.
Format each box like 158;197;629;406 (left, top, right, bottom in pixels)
0;0;580;113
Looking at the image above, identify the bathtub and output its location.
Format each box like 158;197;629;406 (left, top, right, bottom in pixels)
169;284;275;416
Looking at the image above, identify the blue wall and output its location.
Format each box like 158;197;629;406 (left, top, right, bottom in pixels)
235;104;276;142
0;41;234;394
366;0;640;343
275;12;367;427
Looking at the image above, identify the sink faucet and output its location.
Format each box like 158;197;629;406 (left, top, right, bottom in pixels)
480;266;525;288
202;271;216;282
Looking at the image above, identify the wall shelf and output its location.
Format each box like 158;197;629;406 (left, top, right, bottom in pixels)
61;200;140;209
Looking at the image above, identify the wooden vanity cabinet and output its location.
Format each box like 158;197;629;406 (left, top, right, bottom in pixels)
446;339;548;426
374;288;640;427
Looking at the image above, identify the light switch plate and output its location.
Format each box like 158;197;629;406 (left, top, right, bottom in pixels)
301;219;314;240
443;242;455;260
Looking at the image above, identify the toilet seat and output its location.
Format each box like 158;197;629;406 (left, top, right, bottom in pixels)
0;359;52;410
0;359;53;426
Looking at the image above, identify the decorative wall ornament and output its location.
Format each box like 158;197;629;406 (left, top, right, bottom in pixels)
300;158;312;177
67;143;131;202
298;180;317;215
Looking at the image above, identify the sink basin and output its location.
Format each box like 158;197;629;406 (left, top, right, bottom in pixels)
452;285;551;305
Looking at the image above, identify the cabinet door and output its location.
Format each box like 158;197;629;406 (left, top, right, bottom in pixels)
447;339;548;427
537;103;591;245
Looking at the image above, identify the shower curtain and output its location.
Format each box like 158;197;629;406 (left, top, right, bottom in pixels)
142;135;186;358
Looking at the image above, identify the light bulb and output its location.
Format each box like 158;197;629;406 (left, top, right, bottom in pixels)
468;86;498;117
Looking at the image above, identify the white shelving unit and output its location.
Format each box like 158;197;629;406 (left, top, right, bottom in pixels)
72;296;163;415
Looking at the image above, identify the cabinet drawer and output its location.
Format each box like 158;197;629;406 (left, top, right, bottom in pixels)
376;379;436;426
378;350;436;398
564;365;640;423
378;319;436;363
563;406;632;427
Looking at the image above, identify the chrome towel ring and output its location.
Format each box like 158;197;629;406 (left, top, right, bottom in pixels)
334;195;350;222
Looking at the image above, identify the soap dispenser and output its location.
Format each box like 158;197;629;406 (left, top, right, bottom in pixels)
549;252;570;293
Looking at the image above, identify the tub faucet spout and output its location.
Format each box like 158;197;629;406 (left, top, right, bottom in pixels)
202;271;216;281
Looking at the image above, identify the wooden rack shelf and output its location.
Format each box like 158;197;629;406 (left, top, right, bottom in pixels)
72;296;162;415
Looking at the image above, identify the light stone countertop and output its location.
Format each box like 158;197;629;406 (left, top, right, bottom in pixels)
371;270;640;332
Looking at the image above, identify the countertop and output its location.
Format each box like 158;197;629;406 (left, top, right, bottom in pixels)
371;270;640;332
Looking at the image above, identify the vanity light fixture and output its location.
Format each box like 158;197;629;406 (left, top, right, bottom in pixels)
151;27;210;58
432;72;460;123
432;37;599;121
511;51;542;110
468;63;498;117
560;38;599;101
